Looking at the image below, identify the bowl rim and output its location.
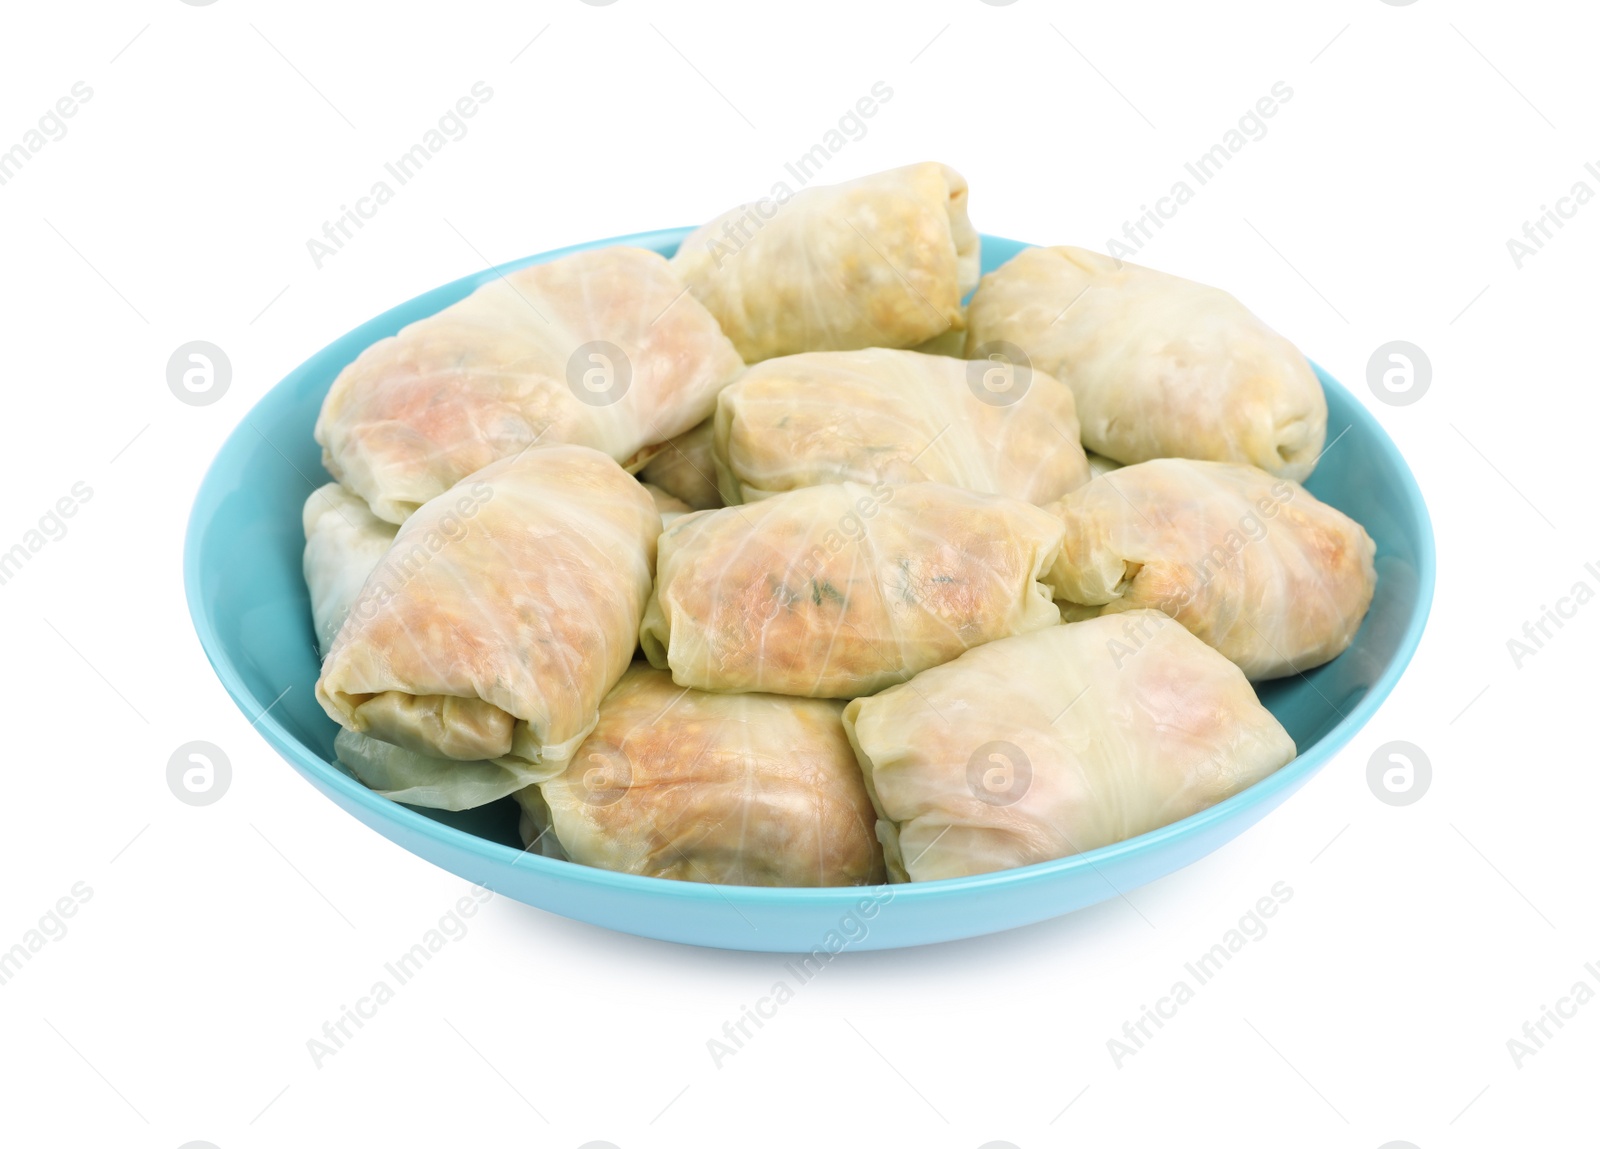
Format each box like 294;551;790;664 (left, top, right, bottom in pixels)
183;227;1437;907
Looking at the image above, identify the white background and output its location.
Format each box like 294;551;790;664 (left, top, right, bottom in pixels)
0;1;1594;1146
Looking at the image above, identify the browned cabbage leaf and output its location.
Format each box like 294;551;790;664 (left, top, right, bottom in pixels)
672;162;979;362
1044;459;1376;680
316;445;659;793
965;246;1327;480
843;612;1296;881
640;481;1065;698
712;349;1089;506
316;246;743;523
515;664;885;886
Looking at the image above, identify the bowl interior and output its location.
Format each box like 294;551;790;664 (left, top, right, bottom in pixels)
185;230;1434;929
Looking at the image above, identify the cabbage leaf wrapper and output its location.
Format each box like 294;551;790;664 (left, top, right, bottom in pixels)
637;417;724;511
643;483;692;526
302;481;397;657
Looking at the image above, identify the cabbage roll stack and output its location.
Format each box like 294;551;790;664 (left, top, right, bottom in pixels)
672;162;979;362
843;612;1296;882
515;665;885;886
712;349;1090;505
637;418;723;511
316;246;744;523
641;481;1065;698
965;246;1327;480
316;445;659;795
1044;459;1376;680
302;482;397;656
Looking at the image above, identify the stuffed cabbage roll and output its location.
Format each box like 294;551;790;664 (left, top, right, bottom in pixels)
1044;459;1376;680
672;162;979;362
316;246;744;523
843;612;1296;881
514;664;884;886
964;246;1327;481
641;481;1065;698
712;349;1090;505
316;444;659;800
637;418;723;510
302;483;558;809
302;482;397;656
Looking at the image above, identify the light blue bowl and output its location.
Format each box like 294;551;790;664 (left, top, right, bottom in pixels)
183;229;1435;952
